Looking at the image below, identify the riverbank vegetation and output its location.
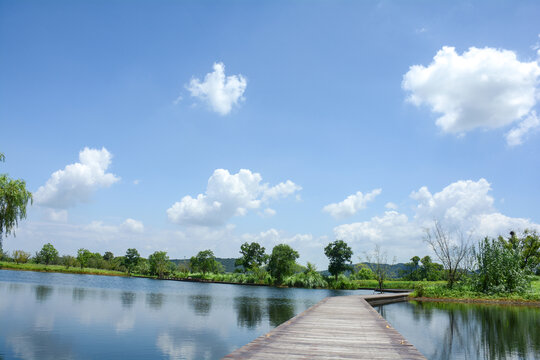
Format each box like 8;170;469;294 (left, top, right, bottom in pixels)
1;226;538;302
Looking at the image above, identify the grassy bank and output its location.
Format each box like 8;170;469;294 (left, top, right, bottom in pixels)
353;279;446;290
411;278;540;303
0;261;127;277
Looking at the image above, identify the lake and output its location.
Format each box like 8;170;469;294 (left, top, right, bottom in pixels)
0;270;364;359
1;270;539;360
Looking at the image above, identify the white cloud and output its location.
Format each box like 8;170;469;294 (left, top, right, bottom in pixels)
261;208;276;217
187;62;247;115
43;209;68;222
334;211;422;245
505;111;540;146
167;169;301;227
403;46;540;142
121;218;144;233
323;189;381;219
385;202;398;210
410;178;495;229
34;147;120;209
262;180;302;201
333;179;540;260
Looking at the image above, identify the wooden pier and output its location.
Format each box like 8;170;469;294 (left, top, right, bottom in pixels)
224;293;425;359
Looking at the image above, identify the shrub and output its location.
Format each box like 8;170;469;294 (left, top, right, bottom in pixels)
473;237;531;294
12;250;31;264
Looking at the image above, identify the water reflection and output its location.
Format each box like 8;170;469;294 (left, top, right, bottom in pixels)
156;328;229;360
189;295;212;316
34;285;53;303
380;301;540;360
72;288;88;302
146;293;165;310
234;296;263;329
7;331;75;360
267;298;295;327
120;292;136;308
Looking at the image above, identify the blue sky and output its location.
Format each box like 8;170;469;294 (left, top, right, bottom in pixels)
1;0;539;267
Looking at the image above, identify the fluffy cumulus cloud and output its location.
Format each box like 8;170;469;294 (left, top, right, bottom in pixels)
187;62;247;115
333;179;540;259
334;211;422;244
403;46;540;143
167;169;301;227
410;178;495;229
323;189;381;219
34;147;120;209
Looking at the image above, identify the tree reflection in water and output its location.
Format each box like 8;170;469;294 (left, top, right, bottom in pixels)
189;295;212;316
234;296;263;329
391;301;540;360
34;285;53;303
146;293;165;310
267;298;295;327
120;291;136;308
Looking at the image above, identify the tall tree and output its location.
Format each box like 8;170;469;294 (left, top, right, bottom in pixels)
124;248;141;274
324;240;353;280
190;249;223;274
0;153;32;254
39;243;59;265
365;245;395;292
77;248;92;269
267;244;299;284
502;230;539;273
148;251;170;279
424;221;472;288
235;242;268;272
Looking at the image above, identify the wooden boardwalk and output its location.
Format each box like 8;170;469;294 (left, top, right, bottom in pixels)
224;294;425;359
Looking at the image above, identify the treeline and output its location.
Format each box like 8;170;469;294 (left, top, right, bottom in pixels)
2;228;538;295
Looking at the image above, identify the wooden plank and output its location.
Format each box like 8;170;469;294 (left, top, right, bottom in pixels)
224;294;425;360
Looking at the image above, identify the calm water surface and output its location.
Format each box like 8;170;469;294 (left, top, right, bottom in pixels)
0;270;366;359
377;300;540;360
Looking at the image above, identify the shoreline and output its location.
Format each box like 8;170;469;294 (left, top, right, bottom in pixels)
410;296;540;307
2;266;539;306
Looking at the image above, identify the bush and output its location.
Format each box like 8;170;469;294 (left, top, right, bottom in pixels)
12;250;30;264
413;282;427;297
473;238;531;294
327;274;356;290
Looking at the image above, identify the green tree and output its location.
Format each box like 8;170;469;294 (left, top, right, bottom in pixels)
124;248;141;274
190;249;223;274
103;251;114;262
0;153;32;254
12;249;31;264
267;244;299;284
60;255;76;269
324;240;353;280
419;256;444;281
77;248;92;269
351;263;374;280
148;251;170;279
502;230;539;274
235;242;268;272
38;243;59;265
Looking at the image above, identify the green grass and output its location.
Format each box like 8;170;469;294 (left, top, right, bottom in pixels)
412;279;540;302
353;279;446;290
0;261;127;276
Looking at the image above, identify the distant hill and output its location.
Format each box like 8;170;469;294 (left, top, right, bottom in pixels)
170;257;238;273
171;258;410;278
320;262;409;279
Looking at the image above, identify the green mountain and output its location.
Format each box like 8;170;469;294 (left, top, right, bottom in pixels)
170;258;238;273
